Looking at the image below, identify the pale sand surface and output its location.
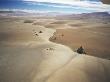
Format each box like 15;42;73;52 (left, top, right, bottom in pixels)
0;17;110;82
47;55;110;82
0;17;76;82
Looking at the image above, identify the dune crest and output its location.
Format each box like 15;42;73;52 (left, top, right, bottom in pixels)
0;17;110;82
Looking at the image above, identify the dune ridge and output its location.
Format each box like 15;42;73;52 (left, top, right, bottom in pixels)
0;17;110;82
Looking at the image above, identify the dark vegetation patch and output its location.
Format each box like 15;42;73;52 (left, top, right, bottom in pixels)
69;23;85;27
32;22;43;25
50;21;66;24
24;20;34;23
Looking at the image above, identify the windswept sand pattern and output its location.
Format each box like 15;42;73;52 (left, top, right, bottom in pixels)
0;17;110;82
0;18;77;82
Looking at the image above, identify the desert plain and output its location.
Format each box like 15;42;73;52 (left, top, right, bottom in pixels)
0;13;110;82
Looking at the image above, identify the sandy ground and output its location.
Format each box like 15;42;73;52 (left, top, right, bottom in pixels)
49;20;110;59
0;17;110;82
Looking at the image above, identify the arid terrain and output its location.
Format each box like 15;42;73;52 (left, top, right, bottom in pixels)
49;13;110;59
0;12;110;82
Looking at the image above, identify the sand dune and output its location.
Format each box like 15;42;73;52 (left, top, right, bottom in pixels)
47;55;110;82
0;17;76;82
0;17;110;82
49;20;110;59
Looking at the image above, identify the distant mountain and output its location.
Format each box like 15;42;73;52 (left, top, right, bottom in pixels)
0;10;110;22
57;12;110;18
0;10;64;17
80;12;110;18
56;12;110;23
0;10;28;17
0;11;14;13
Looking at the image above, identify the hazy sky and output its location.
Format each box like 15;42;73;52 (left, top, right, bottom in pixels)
0;0;110;13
